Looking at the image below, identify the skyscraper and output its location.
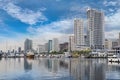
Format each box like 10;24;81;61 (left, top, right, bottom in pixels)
44;43;48;53
52;38;59;52
69;35;75;52
24;39;32;52
74;19;84;48
87;8;104;50
48;40;52;53
119;33;120;45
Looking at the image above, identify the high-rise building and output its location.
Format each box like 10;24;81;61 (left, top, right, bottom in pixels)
24;39;32;52
52;38;59;52
84;35;87;46
69;35;75;52
119;33;120;45
48;40;52;53
44;43;48;53
87;8;104;50
74;19;84;47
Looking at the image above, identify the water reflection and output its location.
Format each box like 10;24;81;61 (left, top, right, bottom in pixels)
0;58;120;80
24;58;32;72
0;57;2;61
69;59;107;80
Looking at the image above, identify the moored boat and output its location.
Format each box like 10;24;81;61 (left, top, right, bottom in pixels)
26;51;35;58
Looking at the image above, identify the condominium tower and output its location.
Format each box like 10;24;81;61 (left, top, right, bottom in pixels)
87;8;105;49
48;40;52;53
52;38;59;52
24;38;32;52
74;19;84;47
69;35;75;51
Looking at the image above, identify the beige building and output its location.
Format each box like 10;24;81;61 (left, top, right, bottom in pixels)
69;35;75;52
105;39;112;50
74;19;84;47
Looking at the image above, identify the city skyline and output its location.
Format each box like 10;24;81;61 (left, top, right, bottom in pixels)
0;0;120;51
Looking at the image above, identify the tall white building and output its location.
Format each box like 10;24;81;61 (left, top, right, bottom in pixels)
74;19;84;48
87;8;105;50
24;39;32;52
52;38;59;52
69;35;75;51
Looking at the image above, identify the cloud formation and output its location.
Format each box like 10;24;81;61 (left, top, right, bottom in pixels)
105;9;120;28
27;19;73;43
0;0;120;51
3;3;47;25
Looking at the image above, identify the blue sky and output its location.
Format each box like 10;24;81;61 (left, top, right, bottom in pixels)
0;0;120;50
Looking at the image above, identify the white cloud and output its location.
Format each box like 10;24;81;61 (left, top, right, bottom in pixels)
0;19;72;51
27;19;73;34
0;36;24;52
105;9;120;28
3;3;47;25
70;5;89;12
103;1;117;6
27;19;73;44
105;30;120;39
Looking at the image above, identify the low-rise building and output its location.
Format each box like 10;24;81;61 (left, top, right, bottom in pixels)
59;42;68;52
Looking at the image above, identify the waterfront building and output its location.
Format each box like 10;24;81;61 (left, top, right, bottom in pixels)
112;40;119;48
74;19;84;47
48;40;52;53
69;35;75;52
18;47;22;53
59;42;68;52
44;43;48;53
24;39;32;52
52;38;59;52
105;39;112;50
87;8;105;50
113;45;120;57
119;33;120;45
38;45;45;54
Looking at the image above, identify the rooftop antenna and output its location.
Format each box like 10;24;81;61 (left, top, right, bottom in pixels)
86;6;91;11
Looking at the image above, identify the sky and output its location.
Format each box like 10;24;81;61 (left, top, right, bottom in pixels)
0;0;120;51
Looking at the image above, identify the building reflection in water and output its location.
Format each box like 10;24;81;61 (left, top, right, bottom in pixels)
68;58;107;80
45;59;52;72
0;57;2;61
44;59;59;73
1;58;120;80
24;58;32;72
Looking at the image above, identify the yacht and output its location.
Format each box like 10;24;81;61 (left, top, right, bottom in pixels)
26;51;35;58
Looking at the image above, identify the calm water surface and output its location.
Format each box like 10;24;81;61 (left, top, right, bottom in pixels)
0;58;120;80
